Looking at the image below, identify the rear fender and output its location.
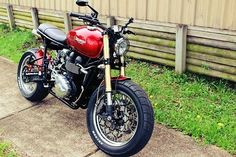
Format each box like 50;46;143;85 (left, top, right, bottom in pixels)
26;48;51;71
35;49;44;66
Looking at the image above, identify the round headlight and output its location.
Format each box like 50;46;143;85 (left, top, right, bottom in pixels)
112;25;122;33
115;38;129;56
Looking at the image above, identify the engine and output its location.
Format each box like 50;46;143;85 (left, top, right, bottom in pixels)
51;49;83;98
51;72;72;98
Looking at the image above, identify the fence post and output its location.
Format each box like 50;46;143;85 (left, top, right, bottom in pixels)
175;24;187;74
31;7;39;30
64;12;72;33
107;16;115;27
6;4;15;30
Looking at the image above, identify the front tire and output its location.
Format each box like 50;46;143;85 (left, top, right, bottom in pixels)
17;51;49;102
87;80;154;156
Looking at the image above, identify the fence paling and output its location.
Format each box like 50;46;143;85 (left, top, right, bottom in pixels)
187;44;236;60
0;7;6;11
187;58;236;75
187;51;236;67
72;21;84;27
13;11;31;17
15;21;32;29
188;29;236;43
129;28;176;40
0;18;6;21
130;40;175;54
188;37;236;51
39;20;64;29
129;46;175;60
0;12;7;16
15;19;32;25
128;52;175;67
6;5;15;30
0;15;7;20
38;15;64;23
128;35;176;48
13;8;31;13
63;12;72;33
31;8;39;29
175;25;187;74
187;64;236;82
38;11;62;18
14;15;32;22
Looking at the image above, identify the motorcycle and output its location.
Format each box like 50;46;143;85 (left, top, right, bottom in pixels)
17;0;154;156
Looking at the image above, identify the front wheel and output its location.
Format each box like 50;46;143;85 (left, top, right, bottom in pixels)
87;80;154;156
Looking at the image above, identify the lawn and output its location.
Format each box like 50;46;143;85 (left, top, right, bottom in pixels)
0;142;17;157
0;24;235;154
126;61;236;154
0;24;37;63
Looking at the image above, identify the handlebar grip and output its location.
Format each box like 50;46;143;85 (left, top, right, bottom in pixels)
70;12;83;18
69;12;105;30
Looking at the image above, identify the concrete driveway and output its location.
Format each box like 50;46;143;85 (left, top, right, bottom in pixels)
0;57;232;157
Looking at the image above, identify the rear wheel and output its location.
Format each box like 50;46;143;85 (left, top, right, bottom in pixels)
17;51;49;102
87;80;154;156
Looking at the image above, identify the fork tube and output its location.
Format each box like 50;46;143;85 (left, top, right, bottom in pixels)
103;34;112;107
120;56;125;76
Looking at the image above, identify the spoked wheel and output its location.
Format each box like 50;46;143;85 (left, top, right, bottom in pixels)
17;51;49;102
87;80;154;157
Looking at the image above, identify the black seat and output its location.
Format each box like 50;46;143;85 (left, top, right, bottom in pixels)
37;24;66;45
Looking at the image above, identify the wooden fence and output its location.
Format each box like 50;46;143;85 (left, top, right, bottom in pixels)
1;0;236;31
0;4;236;82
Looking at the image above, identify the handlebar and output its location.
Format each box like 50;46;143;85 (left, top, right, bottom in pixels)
70;12;134;35
70;12;101;26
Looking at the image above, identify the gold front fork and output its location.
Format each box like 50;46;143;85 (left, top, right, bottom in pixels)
103;34;112;107
120;56;125;76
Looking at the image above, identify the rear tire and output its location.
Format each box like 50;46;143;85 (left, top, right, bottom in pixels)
17;51;49;102
87;80;154;156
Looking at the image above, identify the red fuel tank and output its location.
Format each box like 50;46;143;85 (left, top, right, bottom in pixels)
67;26;103;58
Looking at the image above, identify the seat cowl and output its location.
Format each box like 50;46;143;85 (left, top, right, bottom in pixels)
37;23;67;45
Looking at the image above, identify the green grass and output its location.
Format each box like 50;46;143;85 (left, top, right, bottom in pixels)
125;61;236;154
0;142;17;157
0;24;38;63
0;24;34;157
0;24;235;154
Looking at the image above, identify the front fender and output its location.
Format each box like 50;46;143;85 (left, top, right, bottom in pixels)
111;76;131;81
